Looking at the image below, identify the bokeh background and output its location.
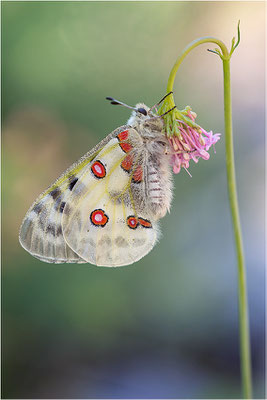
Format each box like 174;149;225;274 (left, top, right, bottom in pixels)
2;1;265;398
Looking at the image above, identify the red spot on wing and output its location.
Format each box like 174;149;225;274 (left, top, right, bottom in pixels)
119;142;132;153
127;216;139;229
117;130;129;141
117;130;132;153
133;165;143;182
138;217;152;228
90;209;109;227
121;154;133;172
91;160;106;178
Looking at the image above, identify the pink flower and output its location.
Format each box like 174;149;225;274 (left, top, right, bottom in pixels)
166;109;220;174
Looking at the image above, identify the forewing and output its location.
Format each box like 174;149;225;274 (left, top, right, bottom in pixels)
19;126;130;263
62;128;159;267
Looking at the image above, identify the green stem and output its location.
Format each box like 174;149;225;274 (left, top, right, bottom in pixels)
223;58;252;400
165;35;252;399
166;37;228;94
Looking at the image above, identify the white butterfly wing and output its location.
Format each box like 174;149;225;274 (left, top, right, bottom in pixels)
19;128;126;263
62;128;159;267
19;126;159;266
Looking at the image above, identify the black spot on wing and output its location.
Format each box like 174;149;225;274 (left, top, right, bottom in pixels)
59;201;66;213
47;223;56;236
69;177;78;191
50;187;61;199
56;226;63;236
47;223;63;237
39;218;45;231
33;203;42;214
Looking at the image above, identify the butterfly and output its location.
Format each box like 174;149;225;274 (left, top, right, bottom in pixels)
19;94;174;267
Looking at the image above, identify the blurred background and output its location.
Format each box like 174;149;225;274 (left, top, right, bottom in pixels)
2;2;265;398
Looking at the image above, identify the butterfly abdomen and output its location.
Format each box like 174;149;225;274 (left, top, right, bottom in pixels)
130;117;173;221
146;151;173;220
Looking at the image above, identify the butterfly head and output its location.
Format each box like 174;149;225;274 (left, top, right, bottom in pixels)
106;96;164;133
127;103;153;124
128;102;164;132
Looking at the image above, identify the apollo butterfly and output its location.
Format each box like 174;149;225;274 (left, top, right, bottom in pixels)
19;95;173;267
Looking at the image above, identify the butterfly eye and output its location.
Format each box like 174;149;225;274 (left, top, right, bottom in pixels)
137;107;147;116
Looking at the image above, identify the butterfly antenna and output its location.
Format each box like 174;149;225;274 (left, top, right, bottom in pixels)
106;97;137;112
159;105;176;118
147;105;176;121
150;91;173;111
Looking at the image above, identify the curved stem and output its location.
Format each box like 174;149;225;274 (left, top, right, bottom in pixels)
164;35;252;399
166;37;229;94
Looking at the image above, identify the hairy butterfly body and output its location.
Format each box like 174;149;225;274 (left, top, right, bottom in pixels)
19;103;173;266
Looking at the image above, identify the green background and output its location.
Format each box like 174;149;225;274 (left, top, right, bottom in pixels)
2;1;265;398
